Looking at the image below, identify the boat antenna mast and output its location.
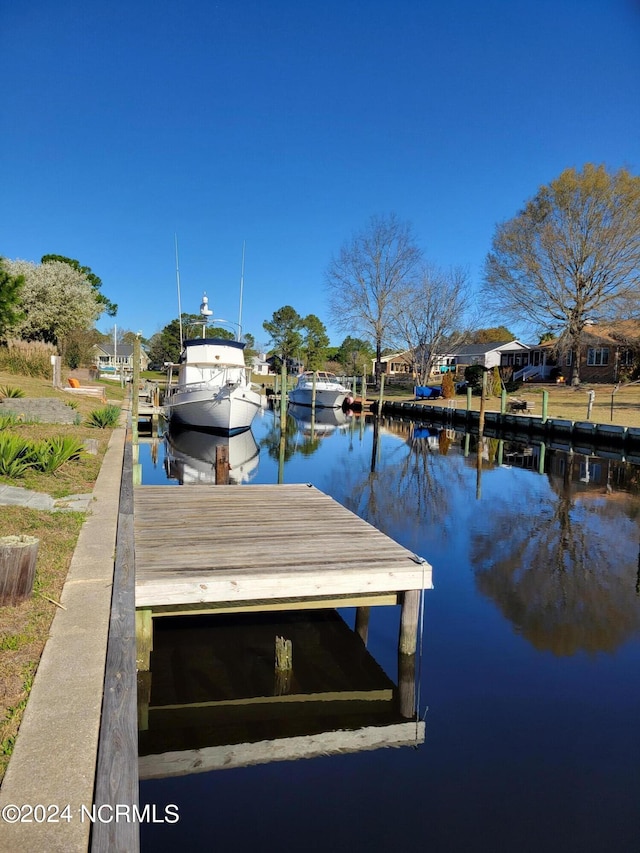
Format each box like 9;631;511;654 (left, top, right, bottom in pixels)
175;233;183;349
237;240;245;343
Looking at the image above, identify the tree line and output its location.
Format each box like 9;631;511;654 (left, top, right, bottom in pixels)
2;163;639;384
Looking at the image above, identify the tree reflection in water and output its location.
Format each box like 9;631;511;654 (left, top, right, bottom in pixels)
472;451;640;655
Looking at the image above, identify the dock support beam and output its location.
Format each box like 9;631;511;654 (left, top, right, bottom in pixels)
399;589;420;655
136;608;153;671
355;606;370;645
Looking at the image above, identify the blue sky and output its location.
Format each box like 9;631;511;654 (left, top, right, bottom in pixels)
2;0;639;347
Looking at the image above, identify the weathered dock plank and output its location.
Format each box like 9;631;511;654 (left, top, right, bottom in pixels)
134;484;432;609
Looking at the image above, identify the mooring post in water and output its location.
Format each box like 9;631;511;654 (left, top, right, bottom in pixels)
311;370;317;418
542;389;549;423
362;369;367;408
377;372;385;415
587;389;595;420
501;388;507;415
466;386;472;414
538;441;546;475
215;444;229;484
280;359;287;429
132;334;140;444
478;370;487;436
275;635;293;695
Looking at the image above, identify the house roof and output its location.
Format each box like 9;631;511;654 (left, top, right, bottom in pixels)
94;343;134;357
455;341;526;356
535;322;640;349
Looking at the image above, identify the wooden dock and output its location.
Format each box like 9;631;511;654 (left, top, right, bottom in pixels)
134;483;433;665
134;484;431;608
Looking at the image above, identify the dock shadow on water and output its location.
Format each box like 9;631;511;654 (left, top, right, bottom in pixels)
139;410;640;852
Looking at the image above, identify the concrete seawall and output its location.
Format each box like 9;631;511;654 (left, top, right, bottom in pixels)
381;400;630;454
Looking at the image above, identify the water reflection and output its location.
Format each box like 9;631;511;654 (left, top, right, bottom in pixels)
470;444;640;655
138;609;425;780
139;413;640;852
164;426;260;485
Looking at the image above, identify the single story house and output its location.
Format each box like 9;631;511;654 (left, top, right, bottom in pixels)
454;341;529;371
374;351;414;376
516;322;640;384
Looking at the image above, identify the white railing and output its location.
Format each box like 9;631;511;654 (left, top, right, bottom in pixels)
513;364;542;382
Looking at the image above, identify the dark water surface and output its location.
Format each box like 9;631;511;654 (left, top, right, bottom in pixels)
139;409;640;853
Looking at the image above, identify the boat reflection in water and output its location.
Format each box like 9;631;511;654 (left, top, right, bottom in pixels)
288;402;353;437
164;425;260;485
138;608;425;780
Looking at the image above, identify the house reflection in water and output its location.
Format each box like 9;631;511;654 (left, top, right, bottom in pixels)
138;608;425;780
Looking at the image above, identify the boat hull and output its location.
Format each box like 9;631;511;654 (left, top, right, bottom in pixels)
165;385;261;433
288;387;349;409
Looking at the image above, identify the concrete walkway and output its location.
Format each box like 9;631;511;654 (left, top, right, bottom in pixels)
0;422;127;852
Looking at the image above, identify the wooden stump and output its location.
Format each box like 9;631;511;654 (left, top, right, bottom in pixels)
0;535;40;606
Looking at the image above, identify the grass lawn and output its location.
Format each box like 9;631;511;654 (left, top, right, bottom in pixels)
379;380;640;429
0;369;124;782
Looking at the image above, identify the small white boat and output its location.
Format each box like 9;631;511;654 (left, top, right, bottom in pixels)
163;337;261;433
288;371;353;409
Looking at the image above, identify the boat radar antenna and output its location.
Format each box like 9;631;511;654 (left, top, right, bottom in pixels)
200;292;213;338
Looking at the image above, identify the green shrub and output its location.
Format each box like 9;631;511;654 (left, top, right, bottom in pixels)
0;414;19;431
0;385;25;399
0;434;34;477
464;364;485;390
31;437;86;473
86;404;120;429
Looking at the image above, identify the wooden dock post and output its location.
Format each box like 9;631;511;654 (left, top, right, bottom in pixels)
136;608;153;671
215;444;230;485
399;589;420;655
355;606;370;645
398;651;417;719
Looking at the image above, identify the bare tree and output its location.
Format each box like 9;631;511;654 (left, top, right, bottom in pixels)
389;263;471;385
325;213;422;382
482;164;640;385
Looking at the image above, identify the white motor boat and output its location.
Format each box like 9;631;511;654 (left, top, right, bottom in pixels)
288;371;353;409
163;337;261;433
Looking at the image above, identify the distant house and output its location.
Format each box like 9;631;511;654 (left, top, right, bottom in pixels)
373;351;413;376
251;353;272;376
92;342;149;374
374;342;530;378
454;341;529;371
518;322;640;384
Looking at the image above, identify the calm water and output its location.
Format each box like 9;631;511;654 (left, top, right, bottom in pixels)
139;407;640;853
